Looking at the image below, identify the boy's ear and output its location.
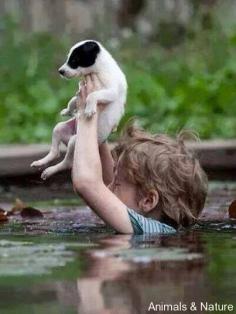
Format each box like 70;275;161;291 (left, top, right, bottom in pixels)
138;190;159;213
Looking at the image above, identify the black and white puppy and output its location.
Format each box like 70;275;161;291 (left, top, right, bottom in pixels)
31;40;127;180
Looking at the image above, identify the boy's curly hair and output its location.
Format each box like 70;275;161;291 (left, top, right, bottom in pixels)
112;123;208;228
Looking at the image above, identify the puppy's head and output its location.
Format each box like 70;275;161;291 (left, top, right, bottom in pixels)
58;40;101;79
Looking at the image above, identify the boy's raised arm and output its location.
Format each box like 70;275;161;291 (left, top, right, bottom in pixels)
99;142;114;186
72;75;133;234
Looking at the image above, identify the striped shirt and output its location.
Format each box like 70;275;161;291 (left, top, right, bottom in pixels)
127;208;176;235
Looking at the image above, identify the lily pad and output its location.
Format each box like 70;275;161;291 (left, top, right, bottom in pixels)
94;247;203;263
0;239;76;276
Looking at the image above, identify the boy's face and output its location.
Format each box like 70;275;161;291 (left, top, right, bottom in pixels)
109;156;160;216
109;161;141;212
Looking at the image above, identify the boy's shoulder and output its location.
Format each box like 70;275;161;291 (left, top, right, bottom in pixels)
127;208;176;235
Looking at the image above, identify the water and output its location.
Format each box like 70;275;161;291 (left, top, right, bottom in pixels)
0;232;235;314
0;181;235;314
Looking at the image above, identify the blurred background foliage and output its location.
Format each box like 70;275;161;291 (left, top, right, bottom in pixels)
0;0;236;143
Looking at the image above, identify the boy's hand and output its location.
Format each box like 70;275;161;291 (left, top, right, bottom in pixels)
76;80;87;111
76;74;104;113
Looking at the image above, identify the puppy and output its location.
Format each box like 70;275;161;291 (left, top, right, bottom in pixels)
31;40;127;180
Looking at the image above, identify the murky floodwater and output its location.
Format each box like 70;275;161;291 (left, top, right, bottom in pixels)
0;181;236;314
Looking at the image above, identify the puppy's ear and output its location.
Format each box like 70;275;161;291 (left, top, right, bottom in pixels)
68;41;100;68
82;41;100;54
79;41;100;67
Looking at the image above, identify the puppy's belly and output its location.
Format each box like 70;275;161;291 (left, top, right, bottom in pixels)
59;101;124;144
97;101;124;143
61;118;77;145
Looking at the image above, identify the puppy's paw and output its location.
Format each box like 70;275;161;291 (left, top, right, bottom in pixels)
84;108;96;118
84;105;97;118
41;168;53;180
60;108;70;116
31;160;44;169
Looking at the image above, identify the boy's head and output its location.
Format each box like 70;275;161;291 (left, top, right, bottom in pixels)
111;124;208;229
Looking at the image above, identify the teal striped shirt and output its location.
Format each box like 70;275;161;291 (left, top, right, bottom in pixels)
127;208;176;235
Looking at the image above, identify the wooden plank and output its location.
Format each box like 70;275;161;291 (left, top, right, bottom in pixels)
189;140;236;169
0;144;50;176
0;140;236;177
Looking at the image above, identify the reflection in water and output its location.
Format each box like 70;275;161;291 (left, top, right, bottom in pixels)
0;231;236;314
76;233;206;314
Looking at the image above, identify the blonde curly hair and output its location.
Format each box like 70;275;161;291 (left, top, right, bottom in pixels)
112;123;208;228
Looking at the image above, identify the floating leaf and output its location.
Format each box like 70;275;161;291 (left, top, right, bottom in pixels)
0;211;8;223
228;200;236;219
9;198;27;215
6;199;44;219
20;207;43;218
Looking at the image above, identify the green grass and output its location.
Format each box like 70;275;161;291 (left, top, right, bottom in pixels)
0;16;236;143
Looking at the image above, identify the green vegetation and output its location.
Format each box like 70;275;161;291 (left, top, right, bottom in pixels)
0;17;236;143
0;18;75;143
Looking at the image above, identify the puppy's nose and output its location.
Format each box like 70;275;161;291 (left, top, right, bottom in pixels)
58;68;65;75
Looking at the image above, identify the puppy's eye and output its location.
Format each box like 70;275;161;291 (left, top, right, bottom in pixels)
70;59;77;65
68;57;78;68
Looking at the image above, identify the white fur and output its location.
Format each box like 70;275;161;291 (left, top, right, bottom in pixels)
31;40;127;180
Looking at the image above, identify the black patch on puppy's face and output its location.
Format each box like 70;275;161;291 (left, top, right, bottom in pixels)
67;41;100;69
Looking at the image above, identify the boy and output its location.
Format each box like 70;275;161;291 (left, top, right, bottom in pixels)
72;74;208;234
